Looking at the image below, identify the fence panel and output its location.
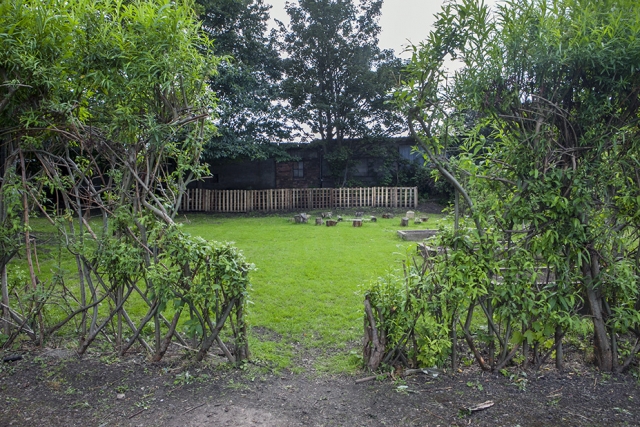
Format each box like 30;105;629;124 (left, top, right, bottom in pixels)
181;187;417;212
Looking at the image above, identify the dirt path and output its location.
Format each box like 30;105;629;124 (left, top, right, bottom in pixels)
2;348;640;426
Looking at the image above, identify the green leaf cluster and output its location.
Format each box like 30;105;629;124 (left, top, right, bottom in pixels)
393;0;640;371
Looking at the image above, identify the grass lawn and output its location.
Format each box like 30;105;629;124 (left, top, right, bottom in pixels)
8;210;446;373
180;211;446;372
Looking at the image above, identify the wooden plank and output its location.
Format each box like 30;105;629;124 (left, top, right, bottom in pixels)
177;187;420;213
194;189;198;211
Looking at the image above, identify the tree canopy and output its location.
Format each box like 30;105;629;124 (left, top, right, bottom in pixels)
277;0;403;145
198;0;291;160
387;0;640;372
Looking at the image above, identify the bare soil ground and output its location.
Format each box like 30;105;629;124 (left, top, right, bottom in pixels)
2;344;640;427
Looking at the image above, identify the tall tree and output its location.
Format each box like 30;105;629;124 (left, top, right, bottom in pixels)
198;0;290;160
278;0;403;146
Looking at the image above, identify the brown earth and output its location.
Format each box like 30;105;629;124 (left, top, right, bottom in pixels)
2;345;640;427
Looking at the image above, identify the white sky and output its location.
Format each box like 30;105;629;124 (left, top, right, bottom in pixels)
266;0;469;58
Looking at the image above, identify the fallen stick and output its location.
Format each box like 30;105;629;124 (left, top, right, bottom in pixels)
424;408;448;422
566;410;594;423
467;400;494;412
128;408;146;419
429;386;453;392
355;372;391;384
2;354;23;363
184;402;207;414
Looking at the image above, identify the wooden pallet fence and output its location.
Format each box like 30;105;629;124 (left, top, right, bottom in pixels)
181;187;417;212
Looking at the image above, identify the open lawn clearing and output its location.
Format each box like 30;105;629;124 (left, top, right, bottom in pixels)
6;209;445;371
180;212;446;371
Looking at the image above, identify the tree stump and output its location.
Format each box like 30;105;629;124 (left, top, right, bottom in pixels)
315;217;323;225
370;216;377;222
294;213;309;224
326;220;337;226
353;219;363;227
420;217;428;222
400;217;409;227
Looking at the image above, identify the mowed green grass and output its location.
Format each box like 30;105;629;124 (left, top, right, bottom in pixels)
180;212;445;371
14;211;445;372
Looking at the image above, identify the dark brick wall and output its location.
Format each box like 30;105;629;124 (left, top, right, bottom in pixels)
190;159;276;190
192;138;421;190
275;159;323;188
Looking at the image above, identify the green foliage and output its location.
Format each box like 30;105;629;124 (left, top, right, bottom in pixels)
0;0;245;359
277;0;404;145
90;206;254;359
394;0;640;371
198;0;291;160
365;257;453;368
148;225;254;341
0;169;23;270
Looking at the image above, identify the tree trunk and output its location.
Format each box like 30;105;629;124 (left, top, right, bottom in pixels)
73;185;87;338
583;252;613;371
555;325;564;370
450;313;458;371
2;264;9;336
234;298;249;363
153;307;183;362
363;296;385;371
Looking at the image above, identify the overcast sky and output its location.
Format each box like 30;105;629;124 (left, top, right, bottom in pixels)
266;0;465;58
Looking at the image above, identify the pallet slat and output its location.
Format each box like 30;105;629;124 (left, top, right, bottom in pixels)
181;187;417;212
